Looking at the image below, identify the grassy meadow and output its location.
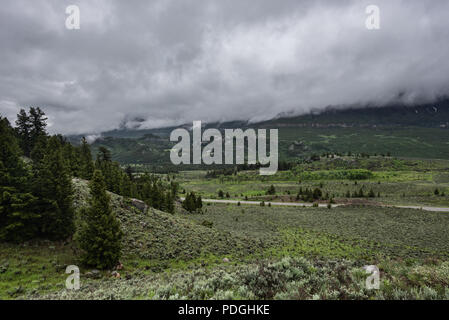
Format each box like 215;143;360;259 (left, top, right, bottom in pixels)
2;156;449;300
177;157;449;207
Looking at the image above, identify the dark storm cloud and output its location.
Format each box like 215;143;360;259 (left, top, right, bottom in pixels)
1;0;449;134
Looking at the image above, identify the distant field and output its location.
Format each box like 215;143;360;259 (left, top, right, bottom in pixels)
90;126;449;165
186;204;449;261
174;155;449;208
180;178;449;207
279;127;449;160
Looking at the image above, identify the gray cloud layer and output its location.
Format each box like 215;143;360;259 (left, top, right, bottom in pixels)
1;0;449;134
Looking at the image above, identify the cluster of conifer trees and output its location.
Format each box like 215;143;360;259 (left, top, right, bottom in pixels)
296;187;323;202
182;192;202;212
0;107;176;268
1;108;76;241
344;188;377;198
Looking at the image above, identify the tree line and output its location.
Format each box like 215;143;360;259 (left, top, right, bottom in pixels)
1;107;176;268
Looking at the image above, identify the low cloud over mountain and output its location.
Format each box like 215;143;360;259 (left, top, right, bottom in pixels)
1;0;449;134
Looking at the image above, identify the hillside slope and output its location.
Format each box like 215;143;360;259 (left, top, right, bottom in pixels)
72;178;262;262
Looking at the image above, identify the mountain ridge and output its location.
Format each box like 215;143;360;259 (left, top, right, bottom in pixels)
70;99;449;141
66;99;449;164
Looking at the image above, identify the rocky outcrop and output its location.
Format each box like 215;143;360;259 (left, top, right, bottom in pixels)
130;198;148;214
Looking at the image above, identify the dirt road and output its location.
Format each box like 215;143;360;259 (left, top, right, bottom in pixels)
180;198;449;212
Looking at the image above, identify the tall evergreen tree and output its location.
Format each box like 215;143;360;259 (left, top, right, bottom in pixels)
32;136;74;239
97;146;112;163
30;135;48;164
15;109;32;156
0;117;39;241
63;141;81;177
163;191;175;214
29;107;47;148
79;137;94;180
15;107;48;156
76;170;122;269
195;195;203;210
125;165;134;181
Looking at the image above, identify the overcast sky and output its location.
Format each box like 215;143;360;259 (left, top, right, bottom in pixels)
1;0;449;134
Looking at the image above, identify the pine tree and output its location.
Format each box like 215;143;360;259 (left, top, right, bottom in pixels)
150;181;163;209
32;136;75;239
76;170;122;269
358;188;364;198
313;188;322;200
28;107;48;153
0;117;39;241
15;109;32;156
182;192;200;212
15;107;48;157
30;135;48;164
62;140;81;177
266;185;276;195
164;191;175;214
79;137;94;180
120;174;133;198
97;146;112;162
125;166;134;181
170;181;179;197
182;192;193;212
196;195;203;210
